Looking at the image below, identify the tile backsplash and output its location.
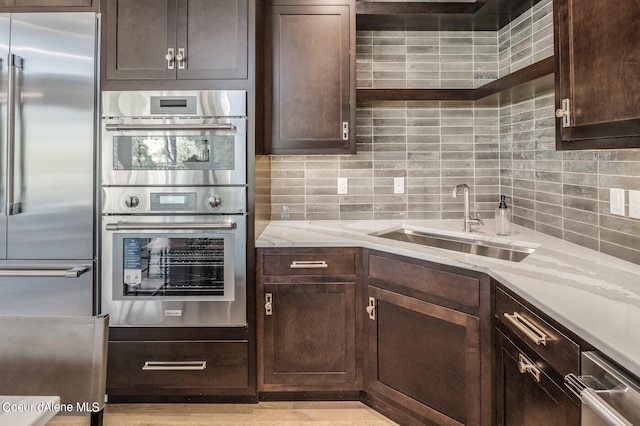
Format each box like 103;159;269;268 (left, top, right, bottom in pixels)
269;0;640;265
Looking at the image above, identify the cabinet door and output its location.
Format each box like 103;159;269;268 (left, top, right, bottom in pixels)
495;330;580;426
176;0;248;80
261;282;357;388
269;5;354;154
366;285;481;425
104;0;178;80
555;0;640;149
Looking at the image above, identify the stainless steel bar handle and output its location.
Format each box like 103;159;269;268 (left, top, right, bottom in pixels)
142;361;207;371
104;123;236;131
6;54;23;216
504;312;548;346
565;374;633;426
0;265;90;278
105;222;237;231
290;261;328;269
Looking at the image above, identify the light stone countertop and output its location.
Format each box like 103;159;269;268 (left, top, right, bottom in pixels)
256;219;640;378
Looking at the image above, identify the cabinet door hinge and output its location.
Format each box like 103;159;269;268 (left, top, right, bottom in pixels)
366;296;375;320
555;98;571;128
265;293;273;316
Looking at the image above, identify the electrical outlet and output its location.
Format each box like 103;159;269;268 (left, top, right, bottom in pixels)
337;178;348;195
610;188;625;216
394;177;405;194
630;190;640;219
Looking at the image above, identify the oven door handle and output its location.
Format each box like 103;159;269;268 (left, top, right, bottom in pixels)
104;123;236;131
105;222;237;231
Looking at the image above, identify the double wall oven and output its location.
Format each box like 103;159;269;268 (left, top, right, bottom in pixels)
100;90;247;327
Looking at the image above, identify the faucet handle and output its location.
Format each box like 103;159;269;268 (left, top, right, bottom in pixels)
467;214;483;228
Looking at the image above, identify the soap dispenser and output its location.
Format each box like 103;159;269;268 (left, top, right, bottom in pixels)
495;195;511;236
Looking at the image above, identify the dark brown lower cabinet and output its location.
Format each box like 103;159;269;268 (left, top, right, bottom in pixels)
364;250;491;426
106;328;255;402
261;282;357;388
257;247;362;394
367;286;481;425
495;330;580;426
108;340;249;393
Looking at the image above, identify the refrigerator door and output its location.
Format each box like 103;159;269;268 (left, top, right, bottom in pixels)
6;13;97;260
0;14;9;259
0;260;93;315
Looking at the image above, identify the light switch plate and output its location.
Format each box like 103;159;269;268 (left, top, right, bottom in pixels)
610;188;625;216
394;177;405;194
337;178;348;195
629;190;640;219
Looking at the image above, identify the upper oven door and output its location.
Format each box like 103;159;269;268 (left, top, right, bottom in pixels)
101;118;246;186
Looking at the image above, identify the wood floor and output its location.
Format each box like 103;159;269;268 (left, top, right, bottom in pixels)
46;402;398;425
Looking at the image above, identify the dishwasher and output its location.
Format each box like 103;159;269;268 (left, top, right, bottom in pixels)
565;351;640;426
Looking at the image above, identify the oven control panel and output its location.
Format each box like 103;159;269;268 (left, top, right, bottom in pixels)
150;192;198;211
102;186;246;215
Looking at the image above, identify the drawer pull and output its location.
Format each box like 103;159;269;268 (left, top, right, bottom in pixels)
518;353;541;382
504;312;548;346
290;260;328;269
142;361;207;371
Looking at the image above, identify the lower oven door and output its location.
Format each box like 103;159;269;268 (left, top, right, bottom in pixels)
101;215;246;327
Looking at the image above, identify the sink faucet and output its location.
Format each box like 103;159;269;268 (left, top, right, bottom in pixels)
452;184;482;232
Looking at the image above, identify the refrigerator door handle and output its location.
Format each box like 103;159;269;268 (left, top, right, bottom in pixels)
6;53;23;216
0;265;91;278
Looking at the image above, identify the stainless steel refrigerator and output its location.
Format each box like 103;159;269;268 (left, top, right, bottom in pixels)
0;13;98;315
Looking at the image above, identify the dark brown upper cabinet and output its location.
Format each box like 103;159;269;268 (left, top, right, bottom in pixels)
554;0;640;149
265;0;356;155
104;0;248;82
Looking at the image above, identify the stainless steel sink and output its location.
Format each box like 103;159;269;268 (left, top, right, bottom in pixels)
371;227;537;262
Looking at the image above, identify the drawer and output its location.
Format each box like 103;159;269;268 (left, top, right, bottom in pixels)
368;254;480;308
497;329;581;418
496;288;579;376
261;249;357;276
107;340;249;392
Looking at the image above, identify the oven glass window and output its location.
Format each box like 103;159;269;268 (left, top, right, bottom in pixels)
123;237;225;296
113;135;234;170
